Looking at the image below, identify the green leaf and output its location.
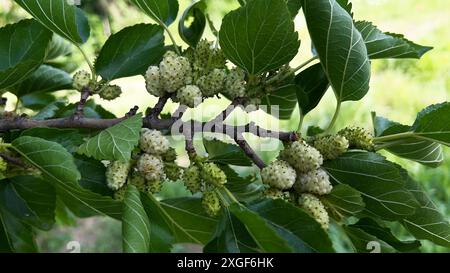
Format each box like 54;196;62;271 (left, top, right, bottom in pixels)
10;65;73;97
95;24;165;81
402;177;450;248
344;225;396;253
0;209;37;253
323;152;419;221
203;139;252;166
285;0;302;18
78;114;143;162
351;218;421;252
320;184;365;221
302;0;371;102
46;34;73;61
372;113;443;167
130;0;179;26
32;99;67;120
229;203;294;252
0;213;13;252
0;176;56;231
12;136;122;219
248;199;335;253
295;63;330;116
20;93;58;111
261;84;298;120
220;165;263;203
140;193;175;252
178;0;206;48
411;102;450;146
75;155;113;197
21;128;84;153
356;21;432;59
57;100;116;119
122;186;151;253
160;197;218;244
219;0;300;75
204;208;259;253
15;0;90;45
0;19;52;90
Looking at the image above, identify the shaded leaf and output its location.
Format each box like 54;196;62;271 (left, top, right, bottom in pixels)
203;139;252;166
320;184;365;221
178;0;206;48
295;63;329;115
220;165;263;203
130;0;179;26
261;84;298;120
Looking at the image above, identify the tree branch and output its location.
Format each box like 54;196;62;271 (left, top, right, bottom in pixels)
0;153;28;168
73;86;91;120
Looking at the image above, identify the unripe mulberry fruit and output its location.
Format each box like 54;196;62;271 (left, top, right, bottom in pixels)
147;179;162;194
183;165;202;193
128;173;146;192
99;85;122;100
196;69;226;97
73;70;91;91
261;160;296;190
114;186;128;201
176;85;202;108
194;40;227;73
298;193;329;230
223;68;246;99
140;128;170;155
106;161;131;190
0;157;7;173
313;135;349;160
201;162;227;187
161;147;177;162
263;187;289;200
294;169;333;195
159;51;193;92
202;190;221;217
137;154;165;181
145;66;164;97
338;126;374;151
164;163;182;181
280;141;323;173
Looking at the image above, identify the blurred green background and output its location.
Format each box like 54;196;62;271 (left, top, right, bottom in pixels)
1;0;449;252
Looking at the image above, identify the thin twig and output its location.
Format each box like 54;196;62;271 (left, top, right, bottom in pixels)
73;86;91;120
0;153;28;168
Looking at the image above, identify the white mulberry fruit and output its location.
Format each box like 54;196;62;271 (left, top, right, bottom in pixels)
294;169;332;195
176;85;202;108
223;68;246;99
196;69;226;97
298;193;330;230
202;190;221;217
313;135;349;160
73;70;91;91
338;126;374;151
183;165;202;193
201;162;227;187
106;161;131;190
99;85;122;100
139;128;170;155
145;66;164;97
263;187;289;200
261;160;296;190
159;51;193;92
280;141;323;173
137;154;165;181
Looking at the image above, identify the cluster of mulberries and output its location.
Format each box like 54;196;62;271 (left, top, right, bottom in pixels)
107;129;182;200
338;126;374;151
313;135;349;160
298;193;330;230
182;160;227;217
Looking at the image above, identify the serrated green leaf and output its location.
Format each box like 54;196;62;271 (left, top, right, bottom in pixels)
160;197;218;244
357;21;432;59
285;0;302;18
32;99;67;120
372;113;443;167
295;63;330;116
9;65;73;97
20;93;58;111
0;176;56;231
352;218;421;252
0;209;37;253
229;203;294;252
402;177;450;248
15;0;90;45
21;128;84;153
320;184;365;221
95;24;165;81
203;139;252;166
219;0;300;75
323;152;419;221
0;19;52;90
78;114;143;162
344;225;396;253
261;84;298;120
302;0;371;102
248;199;335;253
75;155;113;197
46;34;73;61
178;0;206;48
219;165;263;203
130;0;179;26
12;136;122;219
411;102;450;146
122;186;151;253
204;208;259;253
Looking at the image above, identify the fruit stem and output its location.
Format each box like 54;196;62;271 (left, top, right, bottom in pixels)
76;45;96;80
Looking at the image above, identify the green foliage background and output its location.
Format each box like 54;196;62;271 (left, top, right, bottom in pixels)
1;0;448;252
